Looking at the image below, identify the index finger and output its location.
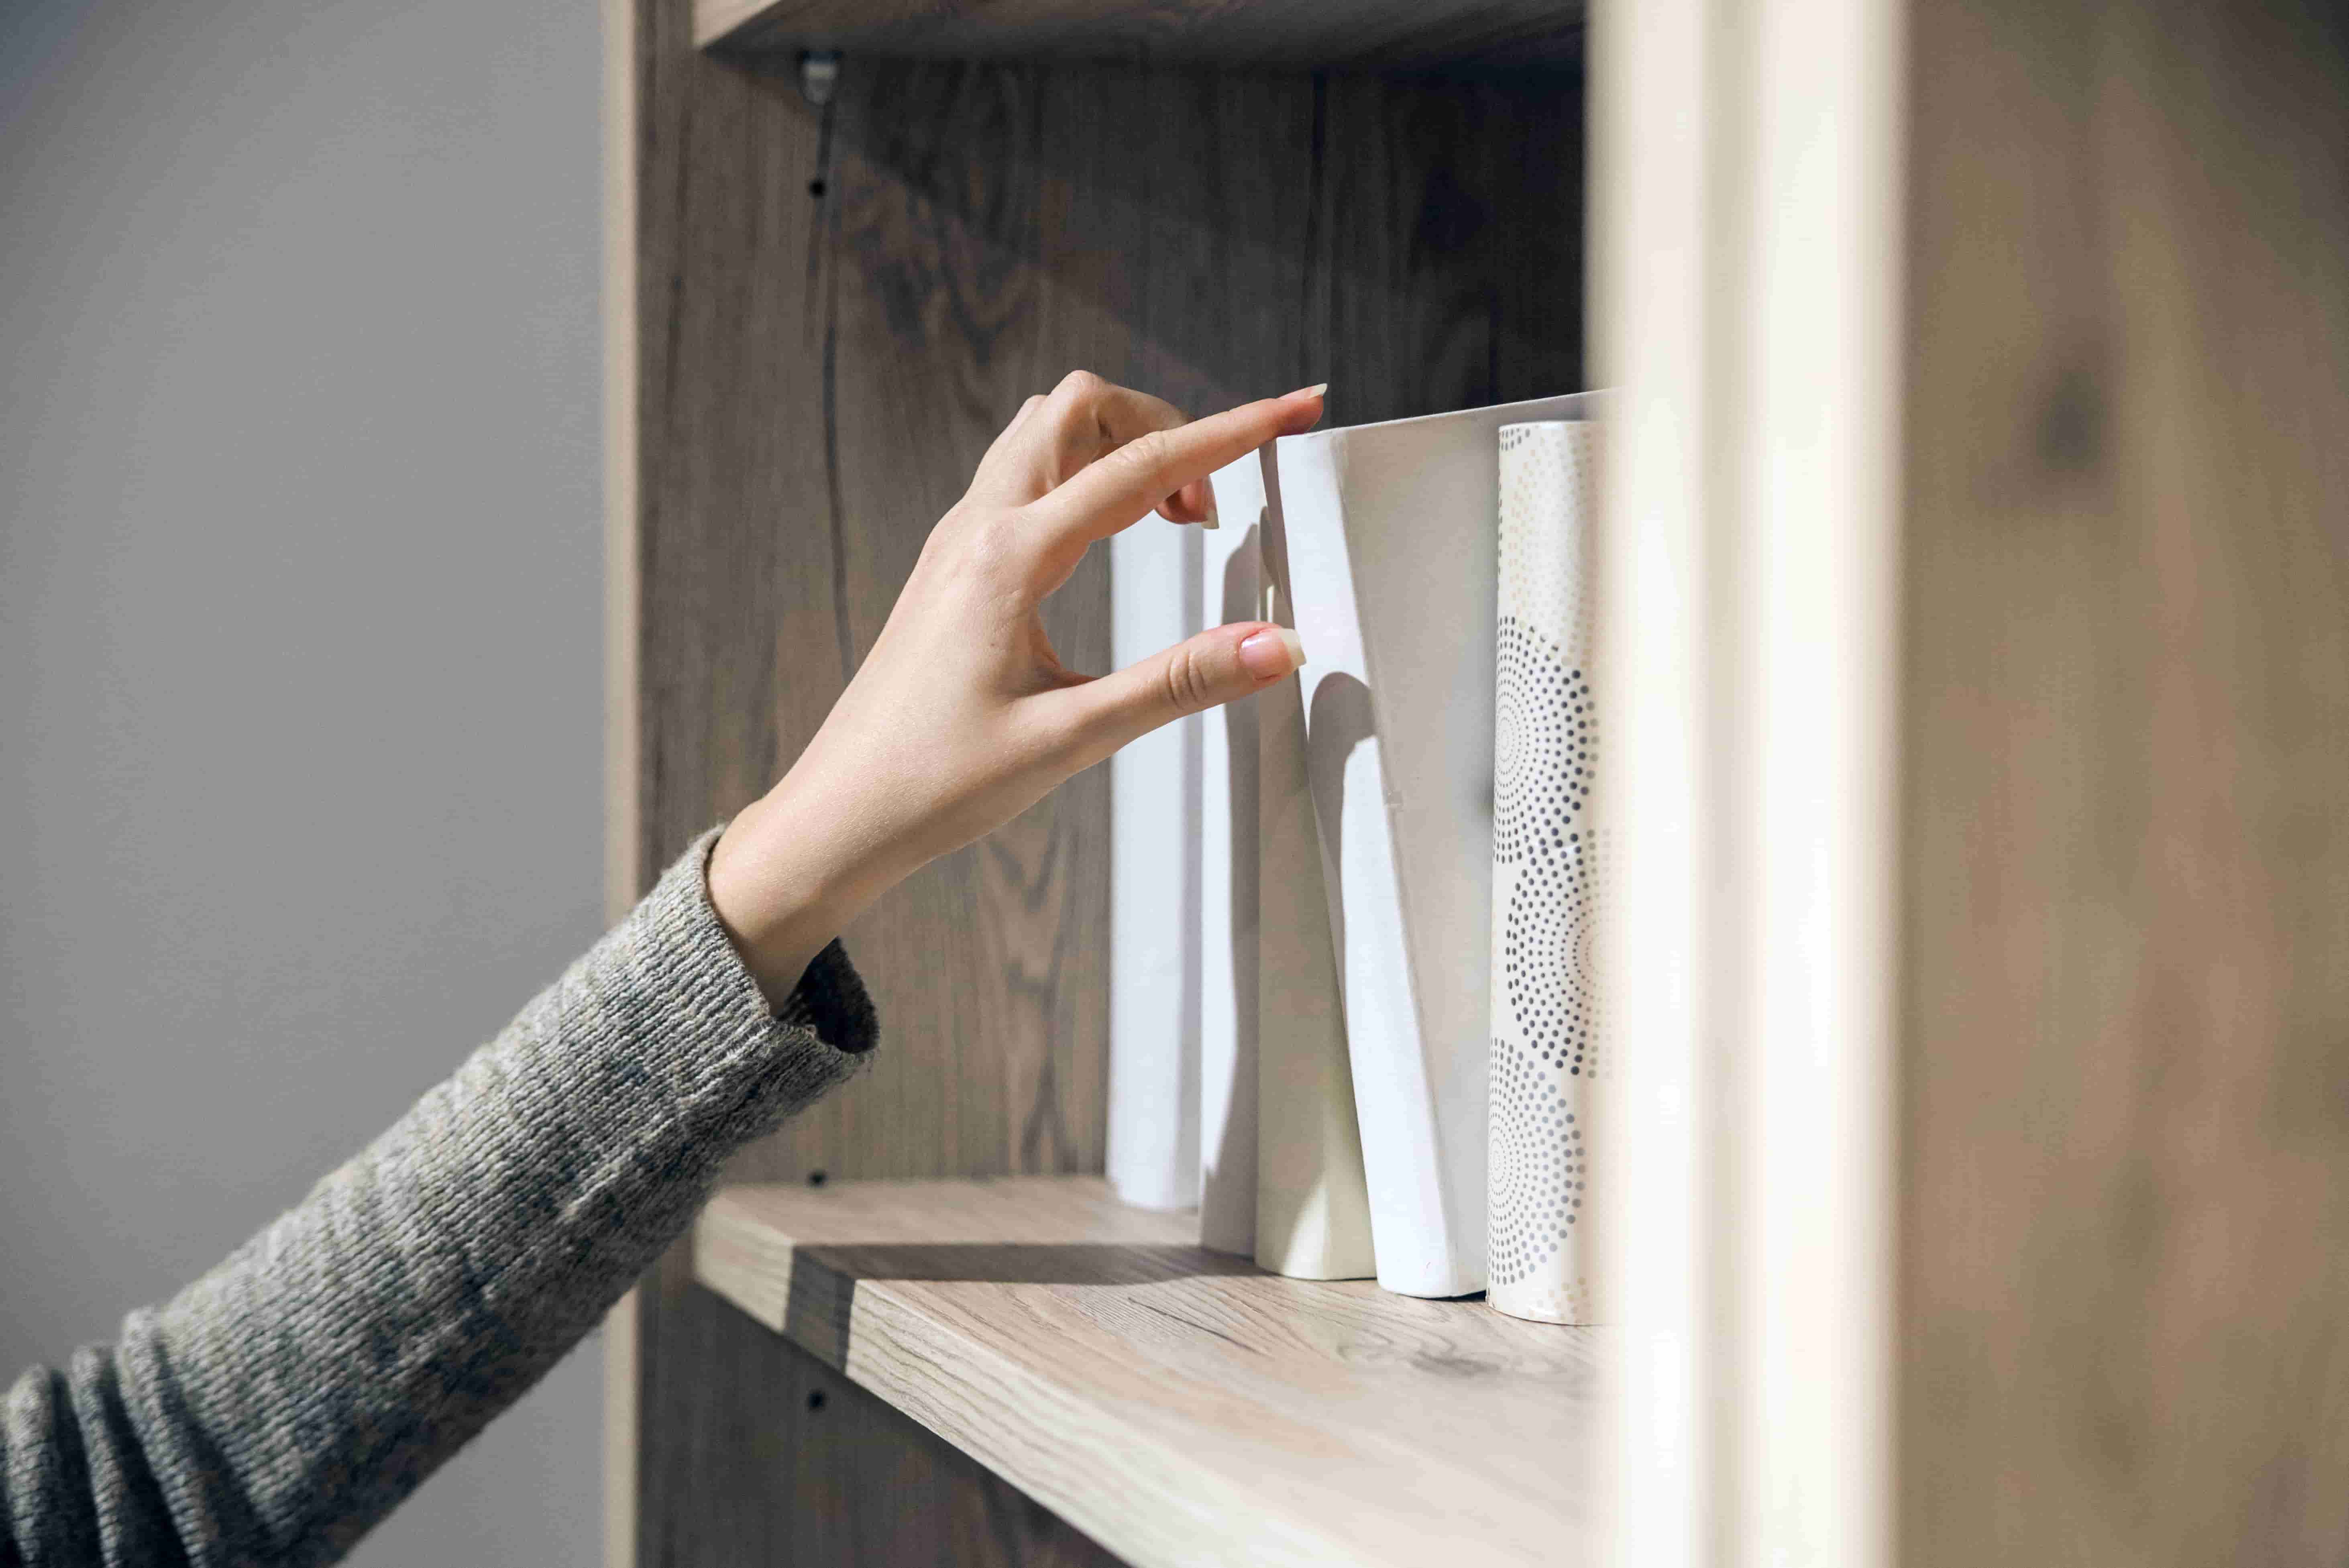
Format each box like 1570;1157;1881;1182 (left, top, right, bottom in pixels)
969;371;1189;509
1027;384;1327;545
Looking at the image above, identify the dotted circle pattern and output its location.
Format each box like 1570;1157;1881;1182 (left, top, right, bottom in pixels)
1505;829;1610;1079
1497;423;1600;663
1488;1036;1585;1287
1491;420;1604;1324
1493;618;1594;866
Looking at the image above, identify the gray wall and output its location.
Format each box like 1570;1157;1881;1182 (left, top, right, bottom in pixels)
0;0;605;1561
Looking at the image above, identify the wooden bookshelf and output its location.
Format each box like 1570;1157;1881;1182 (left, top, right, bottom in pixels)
693;1177;1600;1568
606;0;2349;1557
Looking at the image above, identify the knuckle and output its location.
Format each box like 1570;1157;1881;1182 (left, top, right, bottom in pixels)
1116;428;1171;477
1056;368;1106;399
1161;645;1211;716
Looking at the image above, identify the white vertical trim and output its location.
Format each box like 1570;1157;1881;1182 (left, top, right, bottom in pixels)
1596;0;1903;1561
1738;0;1902;1562
1596;0;1726;1558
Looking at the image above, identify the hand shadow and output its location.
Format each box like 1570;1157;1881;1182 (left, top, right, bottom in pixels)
1204;523;1264;1221
1303;672;1376;971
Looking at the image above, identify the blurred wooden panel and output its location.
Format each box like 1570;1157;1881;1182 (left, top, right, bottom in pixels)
1897;1;2349;1562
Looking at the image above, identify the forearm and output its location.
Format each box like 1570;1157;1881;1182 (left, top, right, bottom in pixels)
0;827;874;1568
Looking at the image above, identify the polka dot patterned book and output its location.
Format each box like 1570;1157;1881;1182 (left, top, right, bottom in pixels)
1490;420;1606;1326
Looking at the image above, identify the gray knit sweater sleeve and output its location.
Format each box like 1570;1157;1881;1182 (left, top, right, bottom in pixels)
0;826;876;1568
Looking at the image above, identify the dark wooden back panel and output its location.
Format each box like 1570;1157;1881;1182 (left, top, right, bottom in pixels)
632;49;1582;1195
617;0;1582;1555
1898;1;2349;1561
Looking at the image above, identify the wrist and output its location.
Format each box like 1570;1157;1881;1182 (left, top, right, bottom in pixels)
706;791;873;1010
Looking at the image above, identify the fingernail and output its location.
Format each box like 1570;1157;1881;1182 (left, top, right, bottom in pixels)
1289;383;1328;401
1239;627;1307;679
1202;485;1221;529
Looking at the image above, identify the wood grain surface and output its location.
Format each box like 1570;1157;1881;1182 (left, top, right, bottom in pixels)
611;0;1584;1558
696;0;1586;66
696;1178;1602;1568
632;47;1584;1203
1897;0;2349;1562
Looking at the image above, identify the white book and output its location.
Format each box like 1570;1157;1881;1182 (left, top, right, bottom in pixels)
1106;519;1202;1212
1268;393;1601;1297
1489;419;1607;1324
1197;458;1267;1257
1253;439;1376;1279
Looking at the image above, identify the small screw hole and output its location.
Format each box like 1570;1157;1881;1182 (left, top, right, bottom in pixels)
807;1170;827;1187
807;1389;828;1412
807;178;827;198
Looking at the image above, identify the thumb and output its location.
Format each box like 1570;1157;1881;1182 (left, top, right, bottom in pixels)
1058;621;1307;763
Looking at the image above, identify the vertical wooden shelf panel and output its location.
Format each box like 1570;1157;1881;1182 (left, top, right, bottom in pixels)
610;0;1586;1556
1897;0;2349;1563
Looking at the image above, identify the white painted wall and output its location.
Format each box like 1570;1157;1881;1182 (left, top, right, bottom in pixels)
0;0;604;1560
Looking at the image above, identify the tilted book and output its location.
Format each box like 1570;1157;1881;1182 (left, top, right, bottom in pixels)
1197;457;1267;1258
1251;440;1377;1280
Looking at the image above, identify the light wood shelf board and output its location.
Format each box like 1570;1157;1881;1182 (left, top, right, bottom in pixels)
695;1177;1601;1568
693;0;1586;65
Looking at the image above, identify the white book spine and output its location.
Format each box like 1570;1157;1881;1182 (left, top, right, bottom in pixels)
1197;457;1267;1256
1253;446;1377;1280
1277;434;1477;1296
1489;421;1606;1324
1106;520;1202;1212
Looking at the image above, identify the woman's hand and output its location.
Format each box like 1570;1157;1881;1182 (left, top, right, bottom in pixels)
707;372;1325;1008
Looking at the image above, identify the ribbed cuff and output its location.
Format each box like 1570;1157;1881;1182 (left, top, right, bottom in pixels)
635;823;878;1062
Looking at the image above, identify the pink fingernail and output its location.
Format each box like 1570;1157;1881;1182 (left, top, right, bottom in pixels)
1239;627;1306;679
